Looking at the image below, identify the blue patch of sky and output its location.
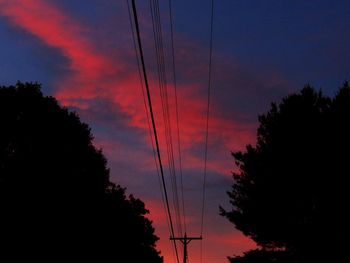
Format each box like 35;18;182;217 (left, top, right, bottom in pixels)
170;0;350;93
0;17;69;94
216;0;350;91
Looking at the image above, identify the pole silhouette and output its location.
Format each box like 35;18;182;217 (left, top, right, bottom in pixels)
170;233;202;263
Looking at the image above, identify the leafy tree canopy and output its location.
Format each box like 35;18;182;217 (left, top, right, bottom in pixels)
0;82;162;263
221;82;350;262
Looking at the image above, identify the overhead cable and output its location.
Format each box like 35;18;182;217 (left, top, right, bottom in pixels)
129;1;180;262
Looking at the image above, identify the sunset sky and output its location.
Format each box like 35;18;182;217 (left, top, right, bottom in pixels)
1;1;350;262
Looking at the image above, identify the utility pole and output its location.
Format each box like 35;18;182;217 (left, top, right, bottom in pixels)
170;233;202;263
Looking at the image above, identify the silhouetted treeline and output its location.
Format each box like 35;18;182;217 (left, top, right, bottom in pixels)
221;82;350;262
0;82;163;263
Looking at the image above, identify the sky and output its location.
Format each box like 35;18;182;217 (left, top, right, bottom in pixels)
1;0;350;262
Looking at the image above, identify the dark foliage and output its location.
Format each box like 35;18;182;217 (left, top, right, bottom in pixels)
221;82;350;262
0;82;162;263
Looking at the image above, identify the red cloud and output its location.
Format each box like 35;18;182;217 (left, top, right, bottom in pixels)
0;0;292;178
0;0;254;177
0;1;258;262
0;0;113;78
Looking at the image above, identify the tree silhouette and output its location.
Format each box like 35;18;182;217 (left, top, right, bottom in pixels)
0;82;162;262
221;83;350;262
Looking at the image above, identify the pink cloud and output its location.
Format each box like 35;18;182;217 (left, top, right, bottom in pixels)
0;0;286;176
0;0;115;79
0;1;259;262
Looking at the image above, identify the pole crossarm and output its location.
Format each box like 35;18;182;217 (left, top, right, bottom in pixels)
170;233;202;263
170;235;202;243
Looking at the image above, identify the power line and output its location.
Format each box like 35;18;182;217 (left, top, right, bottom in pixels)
168;0;187;233
129;1;180;263
149;0;183;237
129;1;215;262
125;4;175;263
201;0;215;262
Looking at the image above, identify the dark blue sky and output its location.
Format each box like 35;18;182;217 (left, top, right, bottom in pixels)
1;1;349;262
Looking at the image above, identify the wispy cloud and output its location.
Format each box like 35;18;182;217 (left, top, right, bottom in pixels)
0;1;279;262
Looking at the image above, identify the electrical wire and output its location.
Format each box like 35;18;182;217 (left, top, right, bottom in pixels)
200;0;215;262
168;0;187;233
129;1;180;262
125;4;175;263
149;0;183;238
